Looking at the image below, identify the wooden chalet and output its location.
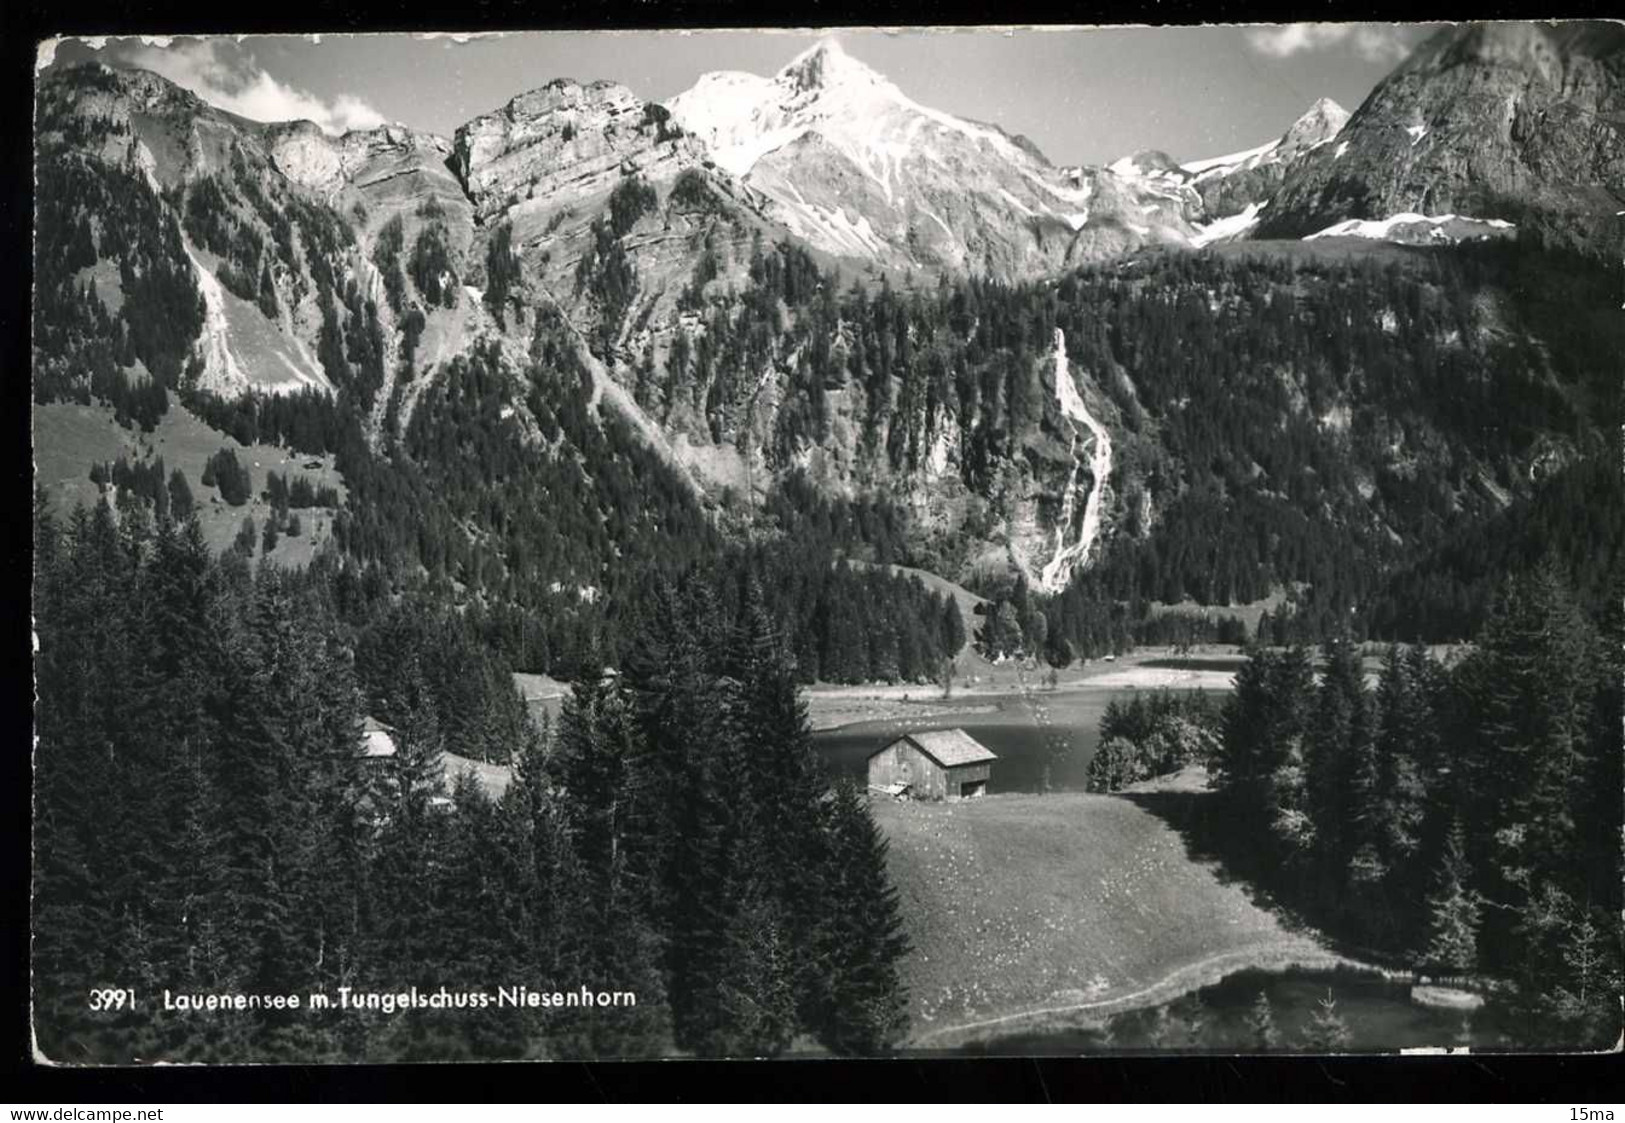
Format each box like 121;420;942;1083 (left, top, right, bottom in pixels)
867;728;997;801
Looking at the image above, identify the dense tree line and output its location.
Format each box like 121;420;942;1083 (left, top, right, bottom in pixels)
1368;453;1624;641
265;470;340;511
371;215;408;315
181;172;277;318
1209;565;1622;1047
201;448;252;507
33;132;202;422
90;455;180;522
32;495;913;1061
1086;689;1221;792
646;230;1615;655
409;222;457;309
312;318;958;685
354;597;533;766
181;386;346;458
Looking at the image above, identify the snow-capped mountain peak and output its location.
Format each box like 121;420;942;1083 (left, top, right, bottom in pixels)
1278;97;1350;156
778;37;891;96
667;40;1199;278
669;36;1031;183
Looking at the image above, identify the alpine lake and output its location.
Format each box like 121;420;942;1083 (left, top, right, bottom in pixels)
811;660;1535;1054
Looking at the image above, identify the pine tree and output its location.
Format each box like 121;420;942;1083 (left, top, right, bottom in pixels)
722;586;833;1025
1300;990;1353;1051
1307;636;1365;894
1548;906;1625;1048
1248;990;1279;1050
1178;994;1209;1048
941;597;965;657
817;782;910;1054
1144;1004;1175;1048
623;581;734;1051
709;873;799;1057
1421;819;1481;976
167;468;195;520
1454;563;1599;969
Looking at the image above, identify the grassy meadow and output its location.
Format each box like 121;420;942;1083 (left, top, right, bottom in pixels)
874;787;1359;1049
34;400;345;567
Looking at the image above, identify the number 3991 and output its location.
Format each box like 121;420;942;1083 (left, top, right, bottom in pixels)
88;988;136;1011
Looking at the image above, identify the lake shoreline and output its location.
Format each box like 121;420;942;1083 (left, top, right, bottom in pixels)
915;953;1387;1051
803;648;1246;732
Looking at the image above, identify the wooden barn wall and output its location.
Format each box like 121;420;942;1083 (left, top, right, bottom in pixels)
944;763;990;797
867;741;948;800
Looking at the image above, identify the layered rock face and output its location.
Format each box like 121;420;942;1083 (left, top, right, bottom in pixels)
1258;21;1625;244
451;79;710;221
667;39;1199;281
269;121;466;211
445;76;786;376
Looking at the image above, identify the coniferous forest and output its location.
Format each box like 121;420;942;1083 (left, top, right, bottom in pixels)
32;495;910;1062
1204;568;1623;1049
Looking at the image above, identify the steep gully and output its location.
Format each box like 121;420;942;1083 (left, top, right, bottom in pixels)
1039;328;1112;594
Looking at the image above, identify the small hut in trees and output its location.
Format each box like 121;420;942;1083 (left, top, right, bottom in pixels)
867;728;997;801
359;716;398;760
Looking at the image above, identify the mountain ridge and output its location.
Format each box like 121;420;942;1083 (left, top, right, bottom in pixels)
31;29;1624;635
1259;20;1625;246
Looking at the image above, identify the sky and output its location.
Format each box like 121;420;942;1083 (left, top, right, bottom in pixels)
40;25;1442;166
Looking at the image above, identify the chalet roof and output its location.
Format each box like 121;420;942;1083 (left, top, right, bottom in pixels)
882;728;998;768
360;716;398;758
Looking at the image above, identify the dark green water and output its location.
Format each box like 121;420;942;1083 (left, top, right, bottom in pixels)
959;968;1544;1055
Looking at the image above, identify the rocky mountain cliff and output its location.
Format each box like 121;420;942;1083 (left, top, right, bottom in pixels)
1101;98;1351;248
1258;21;1625;248
1184;97;1351;220
32;27;1624;613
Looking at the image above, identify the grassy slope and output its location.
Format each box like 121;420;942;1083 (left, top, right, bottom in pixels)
34;400;346;568
443;751;513;800
875;788;1356;1048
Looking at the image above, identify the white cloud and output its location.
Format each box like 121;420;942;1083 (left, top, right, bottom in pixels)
122;38;385;135
1245;23;1415;64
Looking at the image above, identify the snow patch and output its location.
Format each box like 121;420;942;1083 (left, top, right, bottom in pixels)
1182;138;1279;176
1190;200;1266;248
918;204;955;241
1305;212;1517;243
778;199;887;258
997;187;1034;217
